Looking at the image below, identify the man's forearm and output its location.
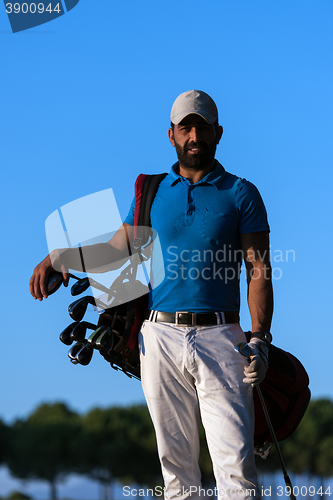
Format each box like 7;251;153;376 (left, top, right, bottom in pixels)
247;263;273;333
52;243;130;274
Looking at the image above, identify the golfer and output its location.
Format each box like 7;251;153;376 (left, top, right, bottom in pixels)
30;90;273;500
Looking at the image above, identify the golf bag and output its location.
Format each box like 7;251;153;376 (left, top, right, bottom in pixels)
246;331;311;448
95;173;167;379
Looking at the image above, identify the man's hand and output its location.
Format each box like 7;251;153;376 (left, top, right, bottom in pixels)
29;251;69;301
243;338;269;386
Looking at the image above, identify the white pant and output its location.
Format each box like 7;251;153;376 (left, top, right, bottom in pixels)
139;320;260;500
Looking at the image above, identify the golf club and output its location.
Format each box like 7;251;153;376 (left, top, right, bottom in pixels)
68;296;107;322
47;271;80;296
47;271;114;299
74;342;94;365
87;325;108;346
70;321;98;342
59;322;80;345
71;277;114;297
95;326;114;352
68;342;85;364
234;342;297;500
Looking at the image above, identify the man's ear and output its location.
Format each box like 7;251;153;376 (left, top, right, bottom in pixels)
216;125;223;145
168;127;175;147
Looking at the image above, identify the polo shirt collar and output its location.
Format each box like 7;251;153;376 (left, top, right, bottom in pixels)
165;160;226;189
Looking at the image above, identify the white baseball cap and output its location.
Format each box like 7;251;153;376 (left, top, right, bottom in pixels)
170;90;218;125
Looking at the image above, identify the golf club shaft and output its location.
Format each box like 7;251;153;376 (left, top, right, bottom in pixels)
256;385;296;500
68;273;81;280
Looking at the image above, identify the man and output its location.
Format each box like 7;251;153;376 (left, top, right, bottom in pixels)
30;90;273;500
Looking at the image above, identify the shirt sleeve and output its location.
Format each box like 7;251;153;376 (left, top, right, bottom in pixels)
123;196;135;226
236;179;270;234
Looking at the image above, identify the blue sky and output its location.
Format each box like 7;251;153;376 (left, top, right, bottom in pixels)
1;0;332;429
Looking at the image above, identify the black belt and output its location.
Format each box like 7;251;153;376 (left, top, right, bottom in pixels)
146;310;240;326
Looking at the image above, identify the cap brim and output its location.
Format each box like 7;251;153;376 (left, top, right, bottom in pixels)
171;110;217;125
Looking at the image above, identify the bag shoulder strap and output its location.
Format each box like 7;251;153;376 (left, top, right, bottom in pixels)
120;172;167;367
137;173;168;227
133;173;167;245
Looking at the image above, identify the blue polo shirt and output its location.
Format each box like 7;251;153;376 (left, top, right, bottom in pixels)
124;161;269;313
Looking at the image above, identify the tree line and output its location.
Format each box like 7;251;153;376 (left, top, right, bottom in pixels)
0;398;332;500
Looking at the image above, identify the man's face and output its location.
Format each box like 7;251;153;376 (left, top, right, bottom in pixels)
168;114;222;171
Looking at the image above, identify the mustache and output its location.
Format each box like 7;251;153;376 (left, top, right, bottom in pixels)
185;141;208;152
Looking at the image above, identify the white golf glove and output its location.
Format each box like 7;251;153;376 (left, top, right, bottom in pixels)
243;337;269;386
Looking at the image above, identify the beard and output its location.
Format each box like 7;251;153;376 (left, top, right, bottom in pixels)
174;139;217;171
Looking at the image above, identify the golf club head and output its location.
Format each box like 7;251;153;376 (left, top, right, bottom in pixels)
95;327;114;352
47;272;63;296
234;342;252;360
59;322;80;345
68;296;95;322
87;325;106;346
75;343;94;366
71;278;90;296
68;342;86;364
70;321;98;342
70;321;88;342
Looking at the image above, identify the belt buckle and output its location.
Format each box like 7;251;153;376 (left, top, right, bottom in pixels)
175;311;197;326
215;312;226;325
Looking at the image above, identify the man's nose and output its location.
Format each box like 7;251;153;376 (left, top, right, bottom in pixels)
189;127;199;142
